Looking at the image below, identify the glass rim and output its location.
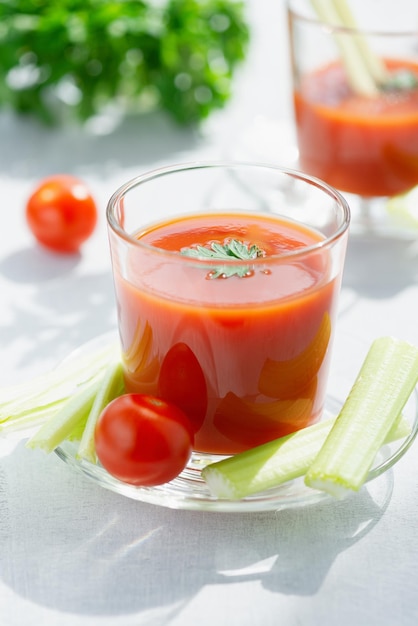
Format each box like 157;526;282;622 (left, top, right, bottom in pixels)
106;160;351;266
287;0;418;38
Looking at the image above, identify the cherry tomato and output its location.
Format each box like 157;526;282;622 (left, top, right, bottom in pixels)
26;174;97;253
158;342;207;433
94;394;193;487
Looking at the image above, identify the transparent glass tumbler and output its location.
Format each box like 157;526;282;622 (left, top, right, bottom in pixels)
106;161;350;464
287;0;418;233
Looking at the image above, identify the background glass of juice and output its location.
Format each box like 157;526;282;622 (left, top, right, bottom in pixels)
107;162;350;464
287;0;418;233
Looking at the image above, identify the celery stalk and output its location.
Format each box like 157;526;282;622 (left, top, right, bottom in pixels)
330;0;388;85
202;412;410;500
305;337;418;499
0;402;69;434
26;379;103;453
309;0;386;96
77;360;125;463
0;342;119;435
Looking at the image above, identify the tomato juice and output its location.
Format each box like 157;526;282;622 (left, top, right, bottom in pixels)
294;59;418;197
112;212;342;455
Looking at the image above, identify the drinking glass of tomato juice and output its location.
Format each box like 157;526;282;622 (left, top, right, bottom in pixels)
106;162;350;461
288;0;418;226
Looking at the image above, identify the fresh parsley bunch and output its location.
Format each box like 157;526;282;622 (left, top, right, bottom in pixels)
0;0;249;125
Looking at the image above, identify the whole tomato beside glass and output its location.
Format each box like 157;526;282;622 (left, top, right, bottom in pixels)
26;174;97;253
94;394;193;487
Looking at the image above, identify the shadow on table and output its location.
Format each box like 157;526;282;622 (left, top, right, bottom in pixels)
0;246;117;373
0;442;394;621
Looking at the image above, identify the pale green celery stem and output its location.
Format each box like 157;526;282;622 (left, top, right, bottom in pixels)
0;343;118;428
26;378;103;454
305;337;418;498
309;0;388;96
0;402;68;434
77;361;125;464
331;0;388;84
201;413;410;500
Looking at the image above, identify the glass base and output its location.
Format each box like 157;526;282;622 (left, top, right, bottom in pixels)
348;194;418;239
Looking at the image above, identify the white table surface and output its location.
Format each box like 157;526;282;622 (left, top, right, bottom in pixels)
1;2;418;624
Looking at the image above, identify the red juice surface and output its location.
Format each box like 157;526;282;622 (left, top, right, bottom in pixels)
112;213;341;455
294;59;418;197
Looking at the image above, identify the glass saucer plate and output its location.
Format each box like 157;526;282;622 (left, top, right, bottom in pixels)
55;331;418;513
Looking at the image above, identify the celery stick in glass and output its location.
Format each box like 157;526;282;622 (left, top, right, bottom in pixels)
310;0;378;96
305;337;418;499
202;412;410;500
330;0;388;85
309;0;392;97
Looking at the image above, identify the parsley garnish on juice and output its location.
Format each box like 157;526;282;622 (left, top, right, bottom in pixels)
180;239;265;279
382;69;418;92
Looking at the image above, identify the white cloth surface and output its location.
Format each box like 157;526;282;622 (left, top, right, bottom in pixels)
1;1;418;624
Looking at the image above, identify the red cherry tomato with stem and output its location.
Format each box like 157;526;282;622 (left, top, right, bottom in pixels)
26;174;97;253
94;394;194;487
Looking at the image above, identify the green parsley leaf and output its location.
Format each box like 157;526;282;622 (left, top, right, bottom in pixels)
180;239;265;279
382;69;418;92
